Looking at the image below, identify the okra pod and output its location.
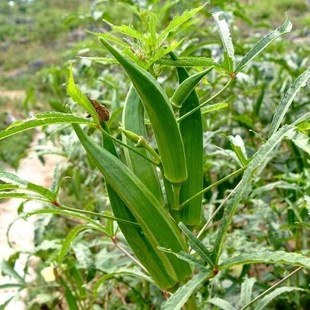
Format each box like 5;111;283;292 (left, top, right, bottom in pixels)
171;52;204;225
122;87;164;204
99;38;187;184
72;123;192;289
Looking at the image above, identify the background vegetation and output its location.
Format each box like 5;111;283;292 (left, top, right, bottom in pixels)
0;0;309;309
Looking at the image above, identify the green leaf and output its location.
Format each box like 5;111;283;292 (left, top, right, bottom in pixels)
269;69;310;136
235;17;292;74
220;251;310;270
58;225;91;264
93;268;153;298
0;172;56;201
158;5;206;43
212;112;310;263
201;102;228;115
179;223;214;267
255;287;303;310
286;128;310;156
239;277;256;307
78;56;118;65
0;113;94;141
208;297;237;310
67;66;99;124
157;56;221;69
0;261;25;285
228;135;249;166
213;11;235;72
162;271;210;310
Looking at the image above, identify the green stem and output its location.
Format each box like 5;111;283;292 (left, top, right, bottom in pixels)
177;78;233;122
240;267;303;310
180;166;245;209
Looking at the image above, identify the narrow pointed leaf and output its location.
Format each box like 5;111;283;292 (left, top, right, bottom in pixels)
255;287;303;310
208;298;237;310
235;17;292;74
0;113;94;141
220;251;310;270
228;135;248;166
201;102;228;114
162;271;210;310
269;69;310;136
213;11;235;72
67;66;99;124
286;128;310;155
240;277;256;307
179;223;214;267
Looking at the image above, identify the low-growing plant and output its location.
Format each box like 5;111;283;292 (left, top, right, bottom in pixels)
1;3;310;309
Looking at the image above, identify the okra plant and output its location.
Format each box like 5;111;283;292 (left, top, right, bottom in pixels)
1;5;310;309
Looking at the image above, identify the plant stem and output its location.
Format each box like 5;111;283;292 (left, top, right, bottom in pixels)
177;78;233;122
240;267;303;310
180;166;245;209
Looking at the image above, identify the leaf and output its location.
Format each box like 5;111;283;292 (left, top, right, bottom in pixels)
0;172;56;201
239;277;256;307
158;5;206;43
0;113;94;141
228;135;249;166
104;20;145;41
213;11;235;72
93;268;153;298
157;56;221;69
58;225;91;264
201;102;228;114
67;66;99;124
235;17;292;74
286;128;310;156
269;69;310;136
78;56;118;65
220;251;310;270
212;112;310;262
255;287;303;310
161;271;210;310
208;297;237;310
0;261;25;285
179;223;214;267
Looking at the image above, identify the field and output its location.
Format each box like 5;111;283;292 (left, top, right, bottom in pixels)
0;1;310;309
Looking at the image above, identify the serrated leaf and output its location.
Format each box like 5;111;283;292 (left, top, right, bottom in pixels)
235;17;292;73
255;287;303;310
213;11;235;72
162;271;210;310
179;223;214;267
212;112;310;262
239;277;256;307
269;69;310;136
106;21;145;41
208;297;237;310
220;251;310;270
158;5;205;43
67;66;99;123
286;128;310;155
0;113;94;141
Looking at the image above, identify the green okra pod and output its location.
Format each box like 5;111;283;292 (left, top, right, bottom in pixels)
171;52;204;225
99;38;187;185
122;86;164;203
72;123;192;289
